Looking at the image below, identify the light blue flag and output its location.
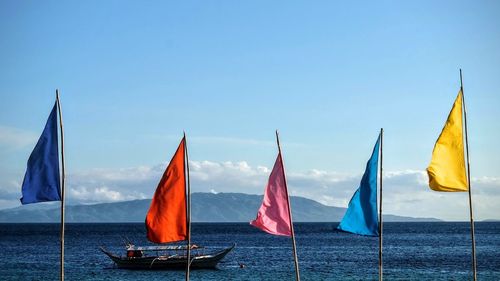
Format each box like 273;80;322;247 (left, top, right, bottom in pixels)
337;134;380;236
20;101;61;204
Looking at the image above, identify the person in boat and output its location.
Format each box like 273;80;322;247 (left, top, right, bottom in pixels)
126;249;143;258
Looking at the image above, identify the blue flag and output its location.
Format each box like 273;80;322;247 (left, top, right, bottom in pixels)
20;101;61;204
337;134;380;236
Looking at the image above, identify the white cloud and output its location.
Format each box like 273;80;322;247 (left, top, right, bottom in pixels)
0;199;20;209
190;160;269;193
65;165;161;204
1;160;499;221
0;177;23;201
68;185;147;203
0;126;38;149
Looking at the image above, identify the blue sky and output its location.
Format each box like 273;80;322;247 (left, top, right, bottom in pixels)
1;1;499;220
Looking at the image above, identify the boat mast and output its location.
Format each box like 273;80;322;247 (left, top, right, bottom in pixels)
460;69;477;281
378;128;383;281
56;90;66;281
276;130;300;281
184;132;192;281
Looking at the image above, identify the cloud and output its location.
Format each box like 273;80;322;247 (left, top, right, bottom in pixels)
0;178;24;209
66;165;162;204
0;199;20;210
1;160;499;221
0;178;22;202
68;185;147;203
0;126;38;149
190;160;269;192
71;162;500;221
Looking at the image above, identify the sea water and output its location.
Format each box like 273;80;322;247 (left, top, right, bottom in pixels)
1;222;499;280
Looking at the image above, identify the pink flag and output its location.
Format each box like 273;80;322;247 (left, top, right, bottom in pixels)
250;153;292;236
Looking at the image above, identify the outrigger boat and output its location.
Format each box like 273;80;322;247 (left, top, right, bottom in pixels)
100;243;235;269
101;135;234;273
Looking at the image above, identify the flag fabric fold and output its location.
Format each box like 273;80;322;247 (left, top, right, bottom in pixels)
427;90;467;192
337;135;380;236
146;137;187;243
20;101;61;205
250;153;292;236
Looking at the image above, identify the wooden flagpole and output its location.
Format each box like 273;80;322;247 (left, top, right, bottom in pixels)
378;128;384;281
460;69;477;281
275;130;300;281
56;90;66;281
184;132;192;281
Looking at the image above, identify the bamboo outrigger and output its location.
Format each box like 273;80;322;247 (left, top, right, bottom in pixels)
100;243;235;270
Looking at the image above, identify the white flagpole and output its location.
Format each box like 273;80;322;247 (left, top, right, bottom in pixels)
460;69;477;281
275;130;300;281
56;90;66;281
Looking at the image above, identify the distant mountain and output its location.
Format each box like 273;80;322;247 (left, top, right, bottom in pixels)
0;192;440;223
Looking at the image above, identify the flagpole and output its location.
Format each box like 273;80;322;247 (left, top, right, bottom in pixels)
378;128;384;281
56;90;66;281
460;69;477;281
275;130;300;281
183;132;192;281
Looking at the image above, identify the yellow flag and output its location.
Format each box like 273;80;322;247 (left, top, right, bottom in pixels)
427;90;468;192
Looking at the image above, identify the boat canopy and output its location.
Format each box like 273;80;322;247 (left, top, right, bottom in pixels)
126;245;203;251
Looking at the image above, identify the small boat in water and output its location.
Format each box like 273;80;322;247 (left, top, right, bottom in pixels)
100;243;235;269
101;135;235;273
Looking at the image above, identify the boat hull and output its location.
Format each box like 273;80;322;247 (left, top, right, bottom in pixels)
101;244;235;270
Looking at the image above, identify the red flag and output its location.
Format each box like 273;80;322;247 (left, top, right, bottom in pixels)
146;137;187;243
250;153;292;236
